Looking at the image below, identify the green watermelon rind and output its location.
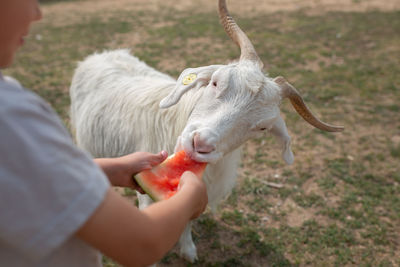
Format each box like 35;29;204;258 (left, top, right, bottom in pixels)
134;172;163;202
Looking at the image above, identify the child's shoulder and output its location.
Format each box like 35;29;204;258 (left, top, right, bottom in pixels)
0;76;49;114
2;75;22;89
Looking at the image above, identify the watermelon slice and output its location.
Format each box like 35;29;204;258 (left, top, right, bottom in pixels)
134;150;207;201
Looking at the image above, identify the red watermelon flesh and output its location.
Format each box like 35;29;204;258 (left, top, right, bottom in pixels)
134;150;207;201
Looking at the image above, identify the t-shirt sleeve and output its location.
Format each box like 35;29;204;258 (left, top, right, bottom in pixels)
0;86;110;261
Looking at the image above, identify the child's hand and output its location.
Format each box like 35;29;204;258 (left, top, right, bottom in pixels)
121;151;168;192
121;151;168;175
95;151;168;191
178;171;208;219
120;151;168;190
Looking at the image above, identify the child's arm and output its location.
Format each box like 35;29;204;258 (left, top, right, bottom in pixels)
94;151;168;190
76;171;207;267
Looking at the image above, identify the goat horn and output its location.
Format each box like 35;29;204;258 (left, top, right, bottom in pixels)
274;77;344;132
218;0;264;68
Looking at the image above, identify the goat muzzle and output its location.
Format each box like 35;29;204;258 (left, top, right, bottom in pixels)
193;132;217;154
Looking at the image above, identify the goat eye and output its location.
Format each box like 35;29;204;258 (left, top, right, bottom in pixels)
212;81;217;87
258;126;269;131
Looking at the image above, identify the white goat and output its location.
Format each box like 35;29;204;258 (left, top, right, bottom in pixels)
70;0;343;262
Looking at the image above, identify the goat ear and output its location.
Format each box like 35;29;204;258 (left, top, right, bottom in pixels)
159;65;223;108
269;115;294;165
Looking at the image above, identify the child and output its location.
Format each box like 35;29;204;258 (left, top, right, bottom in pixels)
0;1;208;266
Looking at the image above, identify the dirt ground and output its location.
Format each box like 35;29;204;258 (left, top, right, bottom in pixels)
43;0;400;26
45;0;400;13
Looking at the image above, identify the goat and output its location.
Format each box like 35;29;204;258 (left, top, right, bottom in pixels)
69;0;343;262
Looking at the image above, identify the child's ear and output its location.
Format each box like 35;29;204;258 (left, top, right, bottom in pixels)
159;65;222;108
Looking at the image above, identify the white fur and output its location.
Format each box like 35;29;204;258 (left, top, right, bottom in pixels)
70;49;292;262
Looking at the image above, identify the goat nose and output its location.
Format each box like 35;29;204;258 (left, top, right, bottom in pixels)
193;133;215;154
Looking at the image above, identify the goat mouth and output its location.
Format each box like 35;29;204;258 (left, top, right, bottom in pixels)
191;150;222;164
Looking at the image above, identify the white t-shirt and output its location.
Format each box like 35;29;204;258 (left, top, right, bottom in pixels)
0;73;110;267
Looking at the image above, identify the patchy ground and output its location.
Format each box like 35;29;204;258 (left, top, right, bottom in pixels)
6;0;400;266
44;0;400;14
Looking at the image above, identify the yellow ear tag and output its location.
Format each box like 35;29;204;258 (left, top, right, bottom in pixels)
182;73;197;85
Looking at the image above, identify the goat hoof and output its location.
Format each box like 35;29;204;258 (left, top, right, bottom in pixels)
180;243;198;263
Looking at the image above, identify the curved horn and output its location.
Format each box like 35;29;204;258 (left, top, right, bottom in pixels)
274;77;344;132
218;0;263;68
